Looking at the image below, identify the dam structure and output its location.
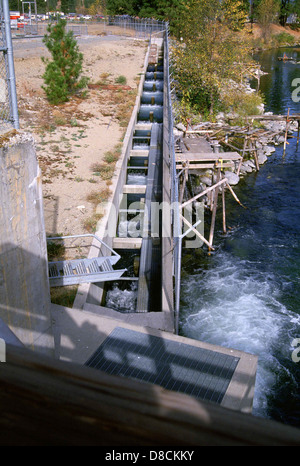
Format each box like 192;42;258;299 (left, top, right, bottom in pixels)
4;21;300;446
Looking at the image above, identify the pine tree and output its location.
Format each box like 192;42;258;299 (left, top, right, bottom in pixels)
42;19;88;105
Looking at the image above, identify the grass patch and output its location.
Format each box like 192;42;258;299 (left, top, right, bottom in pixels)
50;285;78;307
115;75;127;85
86;187;111;206
47;239;65;261
91;162;115;180
103;144;122;164
82;213;104;233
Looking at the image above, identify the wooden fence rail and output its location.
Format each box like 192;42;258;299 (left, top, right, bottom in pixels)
0;344;299;446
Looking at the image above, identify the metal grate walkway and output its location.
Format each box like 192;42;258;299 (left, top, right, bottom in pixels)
85;327;240;404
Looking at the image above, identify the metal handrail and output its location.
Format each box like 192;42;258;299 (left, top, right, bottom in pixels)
164;23;182;334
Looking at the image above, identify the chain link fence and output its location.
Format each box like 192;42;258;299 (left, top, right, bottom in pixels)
0;0;19;131
11;16;164;40
103;16;165;38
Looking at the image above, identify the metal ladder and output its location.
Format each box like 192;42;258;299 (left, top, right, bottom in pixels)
47;235;126;287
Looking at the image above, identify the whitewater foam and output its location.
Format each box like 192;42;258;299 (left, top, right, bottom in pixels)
180;251;299;418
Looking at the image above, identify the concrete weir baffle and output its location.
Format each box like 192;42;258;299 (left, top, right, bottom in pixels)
0;130;54;356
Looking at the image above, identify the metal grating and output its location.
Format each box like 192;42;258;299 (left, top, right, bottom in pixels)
85;327;240;404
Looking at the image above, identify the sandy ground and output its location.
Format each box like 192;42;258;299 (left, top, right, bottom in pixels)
14;32;147;239
252;22;300;40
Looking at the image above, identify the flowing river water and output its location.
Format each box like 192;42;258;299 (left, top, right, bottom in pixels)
179;47;300;427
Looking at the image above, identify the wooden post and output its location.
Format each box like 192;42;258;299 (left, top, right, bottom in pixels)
179;163;188;205
222;181;226;234
283;108;290;154
250;137;259;171
242;134;248;160
208;168;221;251
225;181;247;209
237;157;243;177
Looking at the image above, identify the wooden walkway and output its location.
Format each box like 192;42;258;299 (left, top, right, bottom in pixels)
176;151;242;170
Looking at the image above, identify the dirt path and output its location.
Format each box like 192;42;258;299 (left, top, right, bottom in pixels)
14;34;147;237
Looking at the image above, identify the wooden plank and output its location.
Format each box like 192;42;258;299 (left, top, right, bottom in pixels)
176;163;235;170
176;151;242;161
1;343;299;446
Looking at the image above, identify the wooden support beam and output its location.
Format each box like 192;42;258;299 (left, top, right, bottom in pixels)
180;214;213;250
179;163;189;205
225;180;247;209
176;162;235;170
222;181;226;234
284;108;290;154
176;152;242;161
180;178;227;210
208;168;221;250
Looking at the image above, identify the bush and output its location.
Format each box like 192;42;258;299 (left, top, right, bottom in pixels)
221;85;265;119
115;75;127;85
273;32;295;45
42;19;88;104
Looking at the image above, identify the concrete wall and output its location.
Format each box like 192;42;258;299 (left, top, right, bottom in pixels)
0;130;54;356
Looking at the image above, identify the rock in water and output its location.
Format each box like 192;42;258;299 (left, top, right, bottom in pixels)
224;171;239;185
258;153;268;164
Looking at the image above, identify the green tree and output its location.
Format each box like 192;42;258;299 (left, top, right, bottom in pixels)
106;0;139;15
139;0;188;35
278;0;292;25
42;19;88;104
172;0;255;117
256;0;280;39
222;0;248;30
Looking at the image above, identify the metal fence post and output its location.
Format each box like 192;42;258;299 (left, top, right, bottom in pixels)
1;0;19;129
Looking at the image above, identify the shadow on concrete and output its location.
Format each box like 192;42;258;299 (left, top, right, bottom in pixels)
43;194;59;236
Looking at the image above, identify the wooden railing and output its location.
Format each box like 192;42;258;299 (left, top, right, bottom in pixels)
1;343;299;446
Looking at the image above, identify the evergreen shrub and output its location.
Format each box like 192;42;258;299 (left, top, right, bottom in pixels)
42;19;88;105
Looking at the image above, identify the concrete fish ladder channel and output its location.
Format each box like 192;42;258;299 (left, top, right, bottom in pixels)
73;35;175;333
